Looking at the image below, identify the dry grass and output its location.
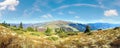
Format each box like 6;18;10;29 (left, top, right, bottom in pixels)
0;25;120;48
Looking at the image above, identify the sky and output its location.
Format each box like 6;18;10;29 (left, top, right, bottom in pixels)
0;0;120;24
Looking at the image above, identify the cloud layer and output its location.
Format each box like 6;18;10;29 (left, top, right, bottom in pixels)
0;0;19;11
104;9;118;16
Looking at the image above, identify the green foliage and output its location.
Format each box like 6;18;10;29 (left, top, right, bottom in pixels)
84;25;91;33
86;32;92;35
67;32;78;36
26;27;34;31
98;29;102;31
47;36;58;41
13;25;17;28
1;21;10;27
55;27;65;34
30;33;40;36
45;27;52;36
58;32;68;38
18;22;23;29
55;27;78;38
114;27;120;30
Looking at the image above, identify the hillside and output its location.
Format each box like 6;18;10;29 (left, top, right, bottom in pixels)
31;20;120;32
0;25;120;48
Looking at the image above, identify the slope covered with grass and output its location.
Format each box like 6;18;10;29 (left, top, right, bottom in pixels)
0;25;120;48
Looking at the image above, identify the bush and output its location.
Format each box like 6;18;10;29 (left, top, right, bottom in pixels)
45;27;52;36
30;33;40;36
26;27;34;31
98;29;102;31
86;32;92;35
114;27;120;30
58;32;68;38
67;32;78;36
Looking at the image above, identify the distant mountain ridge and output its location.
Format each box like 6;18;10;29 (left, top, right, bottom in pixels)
69;23;120;31
10;20;120;32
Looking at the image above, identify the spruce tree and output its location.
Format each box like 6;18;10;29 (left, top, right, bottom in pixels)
19;22;23;29
84;25;90;33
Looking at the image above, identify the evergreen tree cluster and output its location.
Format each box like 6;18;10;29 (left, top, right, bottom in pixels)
1;21;10;27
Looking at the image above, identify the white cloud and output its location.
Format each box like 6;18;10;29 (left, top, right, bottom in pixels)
75;16;80;19
68;11;76;14
52;3;106;11
0;0;19;11
104;9;118;16
41;14;53;18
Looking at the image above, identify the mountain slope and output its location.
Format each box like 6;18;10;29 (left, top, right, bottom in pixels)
32;20;120;32
32;20;79;32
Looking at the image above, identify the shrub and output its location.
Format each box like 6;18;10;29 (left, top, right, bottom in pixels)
58;32;68;38
114;27;120;30
45;27;52;36
67;32;78;36
30;33;40;36
26;27;34;31
98;29;102;31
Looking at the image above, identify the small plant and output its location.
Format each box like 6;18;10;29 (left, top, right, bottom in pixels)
45;27;52;36
26;27;34;31
30;33;40;36
98;29;102;31
58;32;68;38
86;32;92;35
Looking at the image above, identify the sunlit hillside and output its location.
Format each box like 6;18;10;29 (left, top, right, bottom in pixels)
0;24;120;48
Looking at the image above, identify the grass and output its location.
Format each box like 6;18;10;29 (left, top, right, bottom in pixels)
0;25;120;48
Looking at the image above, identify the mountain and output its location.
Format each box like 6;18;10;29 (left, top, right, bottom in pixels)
88;23;120;30
69;23;120;31
10;24;32;28
32;20;79;32
9;20;120;32
32;20;120;32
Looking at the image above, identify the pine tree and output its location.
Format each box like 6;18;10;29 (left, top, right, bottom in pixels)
19;22;23;29
84;25;91;33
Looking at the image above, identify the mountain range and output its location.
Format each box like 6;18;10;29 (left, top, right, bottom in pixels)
10;20;120;32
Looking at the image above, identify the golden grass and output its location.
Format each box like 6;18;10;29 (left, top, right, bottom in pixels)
0;25;120;48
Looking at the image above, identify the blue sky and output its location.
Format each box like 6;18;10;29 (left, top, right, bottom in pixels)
0;0;120;24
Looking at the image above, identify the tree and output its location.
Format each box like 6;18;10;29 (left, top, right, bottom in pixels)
26;27;34;31
2;21;6;27
84;25;91;33
1;21;10;27
18;22;23;29
114;27;120;30
45;27;52;36
13;25;17;28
